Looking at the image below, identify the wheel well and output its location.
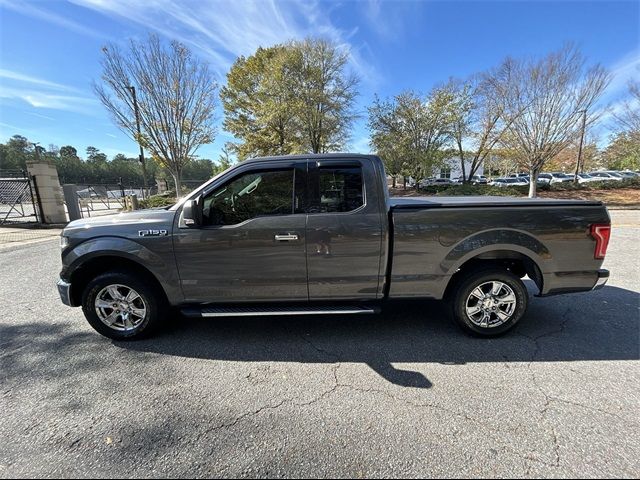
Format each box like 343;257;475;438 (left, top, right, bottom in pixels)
69;256;167;306
444;250;543;299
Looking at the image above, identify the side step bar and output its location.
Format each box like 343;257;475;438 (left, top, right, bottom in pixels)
181;304;380;318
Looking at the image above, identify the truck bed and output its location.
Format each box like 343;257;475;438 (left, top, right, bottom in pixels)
389;195;603;209
388;195;610;299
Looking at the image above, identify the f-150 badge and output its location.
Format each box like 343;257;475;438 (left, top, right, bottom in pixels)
138;229;168;237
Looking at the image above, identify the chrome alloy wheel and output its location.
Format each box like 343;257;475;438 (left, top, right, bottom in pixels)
94;284;147;331
465;281;517;329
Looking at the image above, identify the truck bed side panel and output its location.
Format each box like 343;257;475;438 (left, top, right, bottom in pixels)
390;205;610;299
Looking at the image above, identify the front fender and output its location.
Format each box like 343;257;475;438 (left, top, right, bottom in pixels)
62;236;182;305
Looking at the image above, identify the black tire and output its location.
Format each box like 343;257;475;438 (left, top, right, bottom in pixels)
450;268;528;337
81;270;166;340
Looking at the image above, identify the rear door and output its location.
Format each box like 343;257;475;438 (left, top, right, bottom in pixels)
305;159;385;300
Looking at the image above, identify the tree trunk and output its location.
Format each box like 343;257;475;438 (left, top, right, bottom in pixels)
528;169;538;198
392;176;396;189
173;169;182;198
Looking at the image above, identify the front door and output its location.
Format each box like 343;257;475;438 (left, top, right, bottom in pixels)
174;163;308;303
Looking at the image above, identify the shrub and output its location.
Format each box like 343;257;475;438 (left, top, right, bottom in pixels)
139;193;177;209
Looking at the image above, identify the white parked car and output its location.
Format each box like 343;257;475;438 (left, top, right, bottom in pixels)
543;172;574;184
491;178;528;187
588;171;623;181
575;173;599;184
419;178;454;188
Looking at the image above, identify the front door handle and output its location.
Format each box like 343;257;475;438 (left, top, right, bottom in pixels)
275;234;299;242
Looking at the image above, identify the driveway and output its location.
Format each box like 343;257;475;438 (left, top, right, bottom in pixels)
1;211;638;478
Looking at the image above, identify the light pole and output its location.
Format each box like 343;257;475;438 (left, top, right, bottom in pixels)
574;109;587;183
126;85;147;198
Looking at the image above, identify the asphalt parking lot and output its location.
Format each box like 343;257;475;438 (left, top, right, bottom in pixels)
1;211;639;478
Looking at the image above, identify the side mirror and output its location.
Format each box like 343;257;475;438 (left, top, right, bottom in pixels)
182;195;203;227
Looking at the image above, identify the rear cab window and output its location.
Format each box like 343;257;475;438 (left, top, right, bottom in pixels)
316;166;364;213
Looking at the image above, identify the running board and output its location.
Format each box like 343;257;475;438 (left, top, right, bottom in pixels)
181;304;380;318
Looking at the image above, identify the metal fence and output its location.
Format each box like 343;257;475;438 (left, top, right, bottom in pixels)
74;184;144;218
0;177;40;225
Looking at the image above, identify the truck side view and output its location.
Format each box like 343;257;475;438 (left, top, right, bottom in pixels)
57;154;611;340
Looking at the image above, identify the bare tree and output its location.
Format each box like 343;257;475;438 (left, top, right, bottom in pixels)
449;73;524;183
95;34;218;195
614;80;640;138
497;45;610;197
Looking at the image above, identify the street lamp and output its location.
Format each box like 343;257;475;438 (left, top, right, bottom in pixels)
574;109;587;183
126;85;147;199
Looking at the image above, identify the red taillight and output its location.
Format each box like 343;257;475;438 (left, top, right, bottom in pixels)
590;224;611;259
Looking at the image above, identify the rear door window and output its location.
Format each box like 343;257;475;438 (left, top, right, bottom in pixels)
316;166;364;213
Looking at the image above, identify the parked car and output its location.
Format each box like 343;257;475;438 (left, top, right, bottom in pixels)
491;177;529;187
419;177;454;188
57;154;611;340
543;172;574;184
614;170;637;179
589;171;623;181
470;175;488;185
576;173;599;184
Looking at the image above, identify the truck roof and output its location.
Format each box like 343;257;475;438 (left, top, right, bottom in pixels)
246;153;377;164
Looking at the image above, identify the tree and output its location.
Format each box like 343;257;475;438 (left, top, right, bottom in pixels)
0;135;32;170
497;45;610;197
603;131;640;170
221;39;359;158
614;80;640;138
221;46;301;160
290;38;359;153
368;88;457;184
94;34;218;195
213;143;234;176
86;146;107;163
449;71;524;183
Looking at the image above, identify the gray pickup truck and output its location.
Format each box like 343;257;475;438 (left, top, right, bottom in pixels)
57;154;611;340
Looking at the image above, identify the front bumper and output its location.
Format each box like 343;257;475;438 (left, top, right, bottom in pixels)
56;278;73;306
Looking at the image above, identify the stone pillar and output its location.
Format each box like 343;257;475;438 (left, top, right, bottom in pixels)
26;157;67;224
156;178;168;194
63;184;82;221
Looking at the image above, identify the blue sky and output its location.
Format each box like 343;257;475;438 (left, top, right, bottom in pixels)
0;0;638;162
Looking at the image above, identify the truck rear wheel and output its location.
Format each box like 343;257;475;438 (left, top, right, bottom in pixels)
81;271;165;340
450;268;528;337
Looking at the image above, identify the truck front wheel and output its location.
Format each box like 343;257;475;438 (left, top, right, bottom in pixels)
450;268;528;337
81;271;165;340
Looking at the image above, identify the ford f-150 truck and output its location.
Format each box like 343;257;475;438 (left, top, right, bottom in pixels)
57;154;611;340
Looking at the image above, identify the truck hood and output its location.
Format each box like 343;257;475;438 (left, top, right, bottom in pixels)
63;208;176;237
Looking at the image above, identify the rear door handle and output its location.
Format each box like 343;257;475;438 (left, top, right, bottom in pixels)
275;234;299;242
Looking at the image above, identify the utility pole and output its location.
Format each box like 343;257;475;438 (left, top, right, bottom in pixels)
126;85;147;198
574;109;587;183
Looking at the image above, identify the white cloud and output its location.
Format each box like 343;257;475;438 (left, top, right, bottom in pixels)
0;86;97;115
604;49;640;101
0;68;97;115
0;0;109;40
69;0;380;83
0;68;80;93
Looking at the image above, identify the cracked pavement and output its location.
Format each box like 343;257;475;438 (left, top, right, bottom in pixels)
1;210;639;478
